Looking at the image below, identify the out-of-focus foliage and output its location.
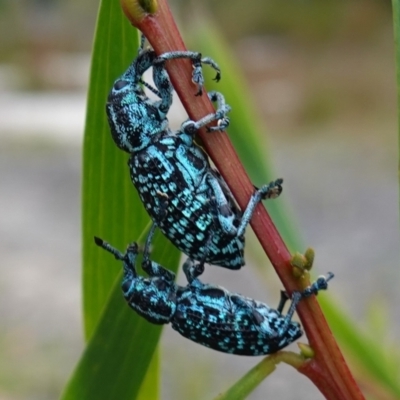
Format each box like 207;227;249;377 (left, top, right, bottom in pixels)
186;14;400;400
0;0;391;88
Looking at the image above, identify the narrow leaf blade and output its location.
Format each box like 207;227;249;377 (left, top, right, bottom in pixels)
61;0;180;398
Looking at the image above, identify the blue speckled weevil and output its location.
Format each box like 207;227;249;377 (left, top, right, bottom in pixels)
95;236;334;356
106;35;283;270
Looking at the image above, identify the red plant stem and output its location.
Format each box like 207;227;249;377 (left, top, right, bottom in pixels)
121;1;365;398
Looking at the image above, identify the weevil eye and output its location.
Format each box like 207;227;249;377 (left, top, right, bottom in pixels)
114;80;129;90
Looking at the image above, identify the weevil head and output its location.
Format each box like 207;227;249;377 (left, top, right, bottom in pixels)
106;72;168;154
126;276;177;324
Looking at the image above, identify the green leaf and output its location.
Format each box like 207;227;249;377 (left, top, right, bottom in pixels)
60;233;178;400
214;357;277;400
61;0;180;398
137;352;160;400
214;352;303;400
81;0;141;342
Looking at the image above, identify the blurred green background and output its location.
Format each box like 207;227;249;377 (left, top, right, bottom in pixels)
0;0;398;399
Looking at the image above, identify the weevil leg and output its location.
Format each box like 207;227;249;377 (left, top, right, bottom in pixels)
153;51;221;95
276;291;290;314
236;179;284;237
278;273;334;335
151;60;174;116
180;91;231;136
300;272;334;299
183;258;204;284
141;195;175;281
204;172;237;235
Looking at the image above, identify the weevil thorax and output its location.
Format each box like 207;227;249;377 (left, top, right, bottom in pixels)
121;272;136;300
123;274;178;325
106;54;168;154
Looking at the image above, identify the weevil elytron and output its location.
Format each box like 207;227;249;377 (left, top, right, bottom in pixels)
106;36;283;270
95;236;334;356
